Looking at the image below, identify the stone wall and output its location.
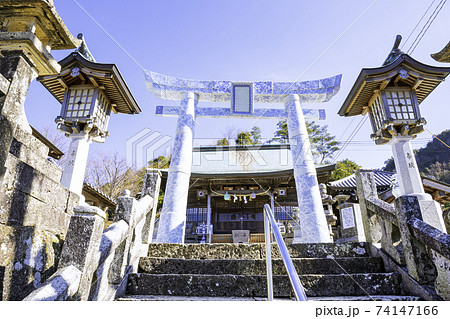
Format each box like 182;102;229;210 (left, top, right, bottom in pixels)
0;52;79;300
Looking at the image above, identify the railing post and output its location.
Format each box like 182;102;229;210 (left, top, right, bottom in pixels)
263;207;273;301
58;205;106;300
355;170;383;243
141;169;162;244
394;195;441;285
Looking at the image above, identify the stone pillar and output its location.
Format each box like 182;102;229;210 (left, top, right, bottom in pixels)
284;94;331;243
206;194;212;243
389;135;425;196
0;52;37;184
58;205;105;300
355;170;383;243
60;132;92;196
156;91;198;243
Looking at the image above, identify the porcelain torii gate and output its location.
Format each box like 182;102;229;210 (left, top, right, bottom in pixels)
145;71;342;243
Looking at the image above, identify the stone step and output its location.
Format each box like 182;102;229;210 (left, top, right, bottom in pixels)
127;272;402;298
147;242;370;259
117;295;421;301
138;256;385;275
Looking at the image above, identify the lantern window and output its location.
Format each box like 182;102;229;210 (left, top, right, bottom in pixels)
94;90;111;132
369;93;386;132
384;90;416;120
66;88;95;119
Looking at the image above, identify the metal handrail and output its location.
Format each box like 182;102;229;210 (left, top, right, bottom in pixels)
263;204;307;301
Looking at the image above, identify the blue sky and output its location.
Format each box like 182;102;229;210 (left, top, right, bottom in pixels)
24;0;450;169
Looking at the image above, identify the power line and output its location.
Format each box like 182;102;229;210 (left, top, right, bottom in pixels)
332;115;369;162
401;0;437;50
407;0;447;55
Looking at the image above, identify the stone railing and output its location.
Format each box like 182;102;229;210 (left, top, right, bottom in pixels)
23;170;161;301
355;170;450;300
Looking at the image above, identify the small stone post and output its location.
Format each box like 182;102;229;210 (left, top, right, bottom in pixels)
157;91;198;243
141;169;162;243
284;94;331;243
355;170;383;243
58;205;105;300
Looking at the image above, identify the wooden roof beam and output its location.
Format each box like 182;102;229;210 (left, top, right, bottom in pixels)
412;77;424;90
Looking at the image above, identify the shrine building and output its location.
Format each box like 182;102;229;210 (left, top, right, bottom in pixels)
158;144;336;243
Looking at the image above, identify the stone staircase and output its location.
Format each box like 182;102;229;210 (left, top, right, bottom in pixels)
119;242;420;301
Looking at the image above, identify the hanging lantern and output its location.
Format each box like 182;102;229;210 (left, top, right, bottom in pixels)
244;196;247;204
251;192;256;199
234;195;238;202
224;192;230;201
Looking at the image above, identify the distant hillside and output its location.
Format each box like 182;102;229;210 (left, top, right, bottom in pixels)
383;130;450;184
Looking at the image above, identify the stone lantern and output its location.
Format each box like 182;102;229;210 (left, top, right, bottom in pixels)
339;35;450;198
38;35;141;196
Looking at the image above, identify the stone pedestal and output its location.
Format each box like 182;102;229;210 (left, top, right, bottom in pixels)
338;203;366;242
60;132;92;195
156;92;198;243
390;135;445;231
284;94;331;243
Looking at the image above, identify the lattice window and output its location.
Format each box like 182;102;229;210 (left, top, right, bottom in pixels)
186;208;208;222
274;206;296;220
385;90;415;120
369;93;386;132
66;88;95;118
93;90;110;132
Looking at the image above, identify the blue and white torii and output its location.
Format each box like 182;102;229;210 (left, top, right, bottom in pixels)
145;70;342;244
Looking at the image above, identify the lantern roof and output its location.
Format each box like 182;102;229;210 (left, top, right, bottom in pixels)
38;50;141;115
0;0;80;49
431;41;450;62
338;44;450;118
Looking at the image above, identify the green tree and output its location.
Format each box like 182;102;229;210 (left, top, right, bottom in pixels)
382;156;395;172
424;162;450;184
148;155;172;211
330;159;361;182
273;119;340;163
273;119;289;143
216;137;229;146
235;131;253;145
250;126;262;144
148;155;171;169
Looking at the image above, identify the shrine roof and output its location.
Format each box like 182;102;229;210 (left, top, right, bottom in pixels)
160;144;335;178
328;170;394;190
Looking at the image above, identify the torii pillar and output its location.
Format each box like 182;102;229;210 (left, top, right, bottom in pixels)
156;92;198;243
285;94;332;243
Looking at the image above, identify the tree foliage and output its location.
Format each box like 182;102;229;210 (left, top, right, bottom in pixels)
249;126;262;144
235;132;252;145
273;119;340;164
382;130;450;184
148;155;171;169
330;159;361;182
216;138;229;146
